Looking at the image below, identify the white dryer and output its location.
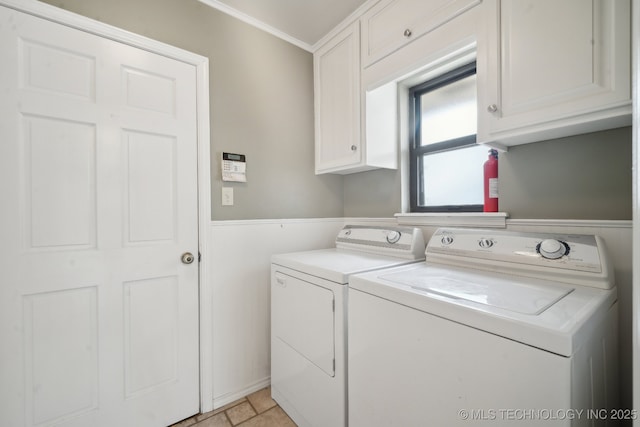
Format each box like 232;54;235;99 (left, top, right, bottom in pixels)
271;225;425;427
349;228;618;427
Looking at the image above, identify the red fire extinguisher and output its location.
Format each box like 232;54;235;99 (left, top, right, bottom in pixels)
483;149;499;212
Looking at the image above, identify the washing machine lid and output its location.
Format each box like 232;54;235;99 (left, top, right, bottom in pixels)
350;264;616;357
272;248;422;284
384;267;573;315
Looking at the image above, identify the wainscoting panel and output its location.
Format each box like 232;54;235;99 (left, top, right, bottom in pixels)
208;218;632;409
209;218;345;407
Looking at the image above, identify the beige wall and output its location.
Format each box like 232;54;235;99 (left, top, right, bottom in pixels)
39;0;344;220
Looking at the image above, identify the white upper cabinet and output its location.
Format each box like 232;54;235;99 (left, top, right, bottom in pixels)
314;22;361;174
314;0;631;173
361;0;482;68
477;0;631;147
314;21;398;174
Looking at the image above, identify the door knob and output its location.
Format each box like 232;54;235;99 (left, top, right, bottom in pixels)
181;252;195;264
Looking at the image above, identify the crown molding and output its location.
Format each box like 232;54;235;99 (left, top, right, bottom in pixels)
198;0;381;53
197;0;313;52
311;0;378;51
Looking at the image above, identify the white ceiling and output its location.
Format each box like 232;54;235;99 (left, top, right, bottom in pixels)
198;0;370;51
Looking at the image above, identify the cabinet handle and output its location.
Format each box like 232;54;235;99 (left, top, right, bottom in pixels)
487;104;498;113
403;28;412;38
351;145;357;151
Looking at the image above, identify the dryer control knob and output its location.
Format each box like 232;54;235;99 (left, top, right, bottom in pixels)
386;231;401;244
538;239;568;259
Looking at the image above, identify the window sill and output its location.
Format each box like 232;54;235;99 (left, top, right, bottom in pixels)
395;212;508;228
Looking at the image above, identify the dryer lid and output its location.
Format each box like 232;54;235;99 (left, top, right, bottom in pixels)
272;248;421;284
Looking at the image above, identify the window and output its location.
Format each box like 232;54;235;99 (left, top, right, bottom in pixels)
409;62;488;212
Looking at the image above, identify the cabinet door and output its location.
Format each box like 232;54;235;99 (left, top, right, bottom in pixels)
479;0;631;146
361;0;481;68
314;22;361;174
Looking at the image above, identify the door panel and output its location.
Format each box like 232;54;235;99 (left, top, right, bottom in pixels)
20;37;96;100
124;131;177;244
0;6;199;427
122;67;176;115
123;276;179;398
23;287;99;426
23;115;97;249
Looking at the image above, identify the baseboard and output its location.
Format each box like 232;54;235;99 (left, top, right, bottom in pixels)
212;377;271;410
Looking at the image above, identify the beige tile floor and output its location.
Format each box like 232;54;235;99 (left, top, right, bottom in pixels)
170;387;297;427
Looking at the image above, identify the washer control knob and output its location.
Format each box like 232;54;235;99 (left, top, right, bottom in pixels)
441;235;454;245
479;238;494;249
537;239;568;259
386;230;401;244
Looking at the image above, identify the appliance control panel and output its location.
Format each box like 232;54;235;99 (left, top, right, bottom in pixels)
426;228;613;289
335;225;425;260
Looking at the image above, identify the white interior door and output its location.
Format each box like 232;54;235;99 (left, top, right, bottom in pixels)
0;6;200;427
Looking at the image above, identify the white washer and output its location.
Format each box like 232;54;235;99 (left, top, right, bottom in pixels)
349;228;618;427
271;225;425;427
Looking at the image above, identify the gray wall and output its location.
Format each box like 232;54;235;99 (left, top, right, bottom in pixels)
344;168;402;218
500;127;632;219
40;0;632;222
345;126;632;219
39;0;344;221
